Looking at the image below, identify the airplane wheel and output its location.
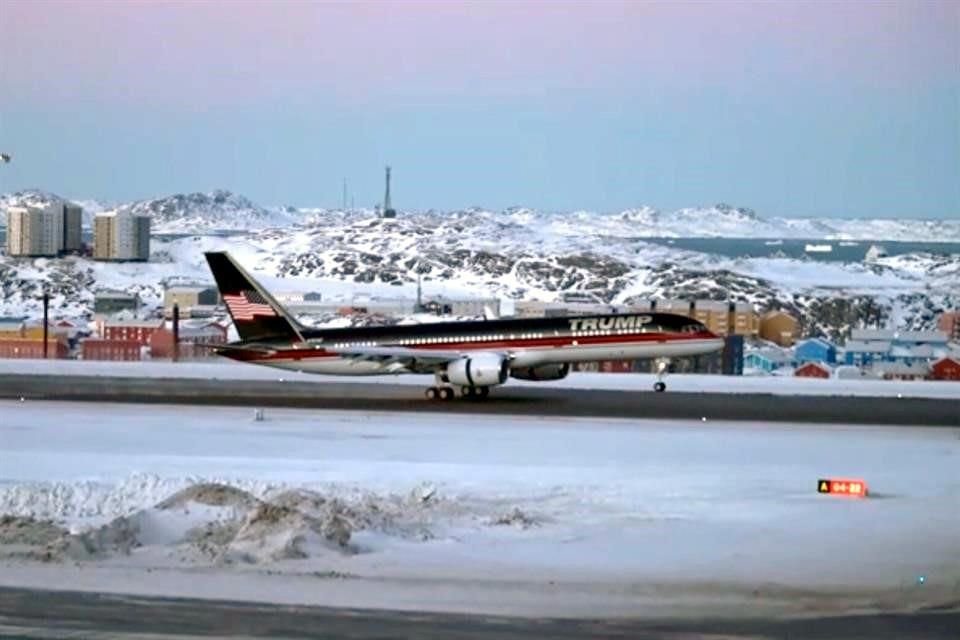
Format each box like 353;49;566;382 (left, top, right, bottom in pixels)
425;387;439;400
654;381;666;393
440;387;455;401
476;386;490;399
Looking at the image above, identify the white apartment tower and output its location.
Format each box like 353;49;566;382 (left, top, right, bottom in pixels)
93;211;150;261
5;203;63;257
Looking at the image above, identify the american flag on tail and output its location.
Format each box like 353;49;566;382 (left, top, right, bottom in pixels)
223;290;277;321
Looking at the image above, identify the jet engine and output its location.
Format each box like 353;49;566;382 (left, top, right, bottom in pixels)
509;363;570;381
445;354;509;387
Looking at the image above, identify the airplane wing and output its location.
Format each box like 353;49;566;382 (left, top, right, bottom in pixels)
326;345;509;373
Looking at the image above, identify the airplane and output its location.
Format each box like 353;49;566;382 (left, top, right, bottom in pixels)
204;251;724;400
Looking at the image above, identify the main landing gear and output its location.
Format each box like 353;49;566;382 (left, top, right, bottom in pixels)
424;376;491;401
653;358;670;393
424;386;490;401
424;386;455;401
461;385;490;399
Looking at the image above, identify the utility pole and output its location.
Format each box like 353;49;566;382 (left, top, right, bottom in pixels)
172;303;180;362
42;291;49;359
342;178;347;210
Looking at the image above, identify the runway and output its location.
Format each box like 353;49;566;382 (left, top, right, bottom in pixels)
1;387;958;638
0;587;958;639
1;373;958;426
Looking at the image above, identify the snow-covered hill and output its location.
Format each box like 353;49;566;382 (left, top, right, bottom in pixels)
2;215;958;342
3;191;959;342
0;190;301;232
3;190;959;240
116;190;301;233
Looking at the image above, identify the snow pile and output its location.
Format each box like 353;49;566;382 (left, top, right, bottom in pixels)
0;482;353;565
0;478;475;567
0;474;276;521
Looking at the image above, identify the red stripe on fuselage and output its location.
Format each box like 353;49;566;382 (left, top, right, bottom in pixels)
219;330;720;364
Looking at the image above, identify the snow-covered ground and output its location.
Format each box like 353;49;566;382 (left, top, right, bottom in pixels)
0;401;957;617
2;358;959;399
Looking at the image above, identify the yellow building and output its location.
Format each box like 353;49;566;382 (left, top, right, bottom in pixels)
692;300;730;336
728;302;760;337
759;310;800;346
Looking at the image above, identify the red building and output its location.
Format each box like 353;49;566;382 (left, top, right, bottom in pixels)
82;339;142;361
575;360;634;373
149;322;227;360
99;319;164;346
0;337;69;359
795;362;831;379
930;357;960;381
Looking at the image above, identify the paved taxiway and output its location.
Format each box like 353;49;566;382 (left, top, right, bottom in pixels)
1;373;958;426
0;588;958;639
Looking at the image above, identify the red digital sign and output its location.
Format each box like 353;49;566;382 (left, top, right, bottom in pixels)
818;478;868;497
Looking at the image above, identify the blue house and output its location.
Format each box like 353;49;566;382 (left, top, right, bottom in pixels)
845;329;950;366
794;338;837;364
844;340;890;367
745;348;794;373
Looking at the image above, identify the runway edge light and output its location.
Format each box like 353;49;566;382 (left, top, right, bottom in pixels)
817;478;868;497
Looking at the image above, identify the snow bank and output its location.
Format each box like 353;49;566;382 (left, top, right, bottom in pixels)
0;481;355;566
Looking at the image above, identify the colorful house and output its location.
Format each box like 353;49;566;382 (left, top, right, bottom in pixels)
795;362;831;379
794;338;837;364
744;348;794;373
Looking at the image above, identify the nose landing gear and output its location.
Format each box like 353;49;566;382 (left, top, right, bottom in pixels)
653;358;670;392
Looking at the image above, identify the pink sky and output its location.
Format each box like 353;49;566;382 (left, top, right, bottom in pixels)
2;0;957;108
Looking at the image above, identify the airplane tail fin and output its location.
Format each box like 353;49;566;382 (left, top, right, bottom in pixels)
204;252;304;343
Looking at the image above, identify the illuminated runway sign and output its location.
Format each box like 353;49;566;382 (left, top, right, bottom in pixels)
817;478;868;497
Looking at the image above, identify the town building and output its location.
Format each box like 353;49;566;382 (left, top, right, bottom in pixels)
795;362;832;379
150;321;227;359
81;338;143;361
93;292;140;315
0;316;27;336
163;285;220;318
930;357;960;381
744;346;794;373
0;333;69;359
574;360;633;373
937;311;960;342
728;302;760;337
843;329;950;366
97;318;164;345
61;202;84;253
418;297;500;317
94;211;150;261
850;328;948;348
834;365;879;380
758;310;800;347
869;361;930;381
5;203;63;257
0;322;70;358
692;300;730;336
794;338;838;364
843;340;890;366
